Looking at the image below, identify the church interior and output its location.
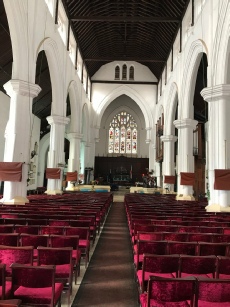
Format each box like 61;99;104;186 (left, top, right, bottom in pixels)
0;0;230;306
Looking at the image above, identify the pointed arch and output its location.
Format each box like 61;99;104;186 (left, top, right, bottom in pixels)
181;40;208;119
37;37;65;116
94;85;152;130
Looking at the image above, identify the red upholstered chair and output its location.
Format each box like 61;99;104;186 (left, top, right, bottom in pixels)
187;232;213;242
139;276;196;307
50;234;81;284
137;254;180;293
133;232;163;254
163;232;188;242
65;227;90;267
0;234;19;247
40;226;65;236
37;246;73;305
216;256;230;279
167;241;199;256
196;277;230;306
0;225;14;233
198;242;229;256
212;234;230;243
48;220;70;227
14;225;40;235
0;246;33;278
20;234;49;260
0;264;11;299
10;264;63;307
134;240;168;270
179;255;217;278
27;218;47;225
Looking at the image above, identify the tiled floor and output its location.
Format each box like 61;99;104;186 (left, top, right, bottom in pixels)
62;187;128;306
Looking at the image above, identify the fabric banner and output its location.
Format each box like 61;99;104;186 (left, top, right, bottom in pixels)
164;175;176;184
46;168;61;179
66;171;78;182
214;169;230;190
0;162;23;182
180;172;195;186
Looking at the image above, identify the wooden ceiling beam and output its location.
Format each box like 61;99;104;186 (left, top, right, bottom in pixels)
85;57;165;63
71;16;180;23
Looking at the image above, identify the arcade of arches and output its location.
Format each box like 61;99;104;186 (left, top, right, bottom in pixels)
0;0;230;212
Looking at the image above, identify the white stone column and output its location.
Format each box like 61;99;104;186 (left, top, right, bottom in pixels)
174;118;197;200
161;135;177;192
46;115;70;194
84;142;91;169
201;84;230;211
66;132;82;190
148;141;155;173
2;80;41;204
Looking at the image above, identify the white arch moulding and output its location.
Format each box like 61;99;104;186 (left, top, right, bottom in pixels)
165;82;179;136
180;39;208;119
37;37;66;117
93;85;152;133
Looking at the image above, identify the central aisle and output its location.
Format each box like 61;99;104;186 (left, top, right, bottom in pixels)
71;201;139;307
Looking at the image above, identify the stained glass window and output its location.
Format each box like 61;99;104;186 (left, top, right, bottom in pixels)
108;111;137;154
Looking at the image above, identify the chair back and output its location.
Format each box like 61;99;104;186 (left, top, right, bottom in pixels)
20;234;49;249
40;226;65;235
167;241;198;256
179;255;217;278
196;277;230;305
146;276;196;307
37;246;73;266
0;234;19;247
11;264;58;307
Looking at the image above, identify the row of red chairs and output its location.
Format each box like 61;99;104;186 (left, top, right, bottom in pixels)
134;240;230;269
137;254;230;293
140;275;230;307
0;246;74;305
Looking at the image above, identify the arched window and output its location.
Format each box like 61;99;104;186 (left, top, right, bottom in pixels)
129;66;134;80
122;64;127;80
115;65;120;80
108;111;137;154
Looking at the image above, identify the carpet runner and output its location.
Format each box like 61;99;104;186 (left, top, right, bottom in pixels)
71;202;139;307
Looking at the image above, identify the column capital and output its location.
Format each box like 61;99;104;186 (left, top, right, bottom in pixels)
161;135;177;143
67;132;83;140
201;84;230;102
173;118;197;129
4;79;41;98
47;115;70;126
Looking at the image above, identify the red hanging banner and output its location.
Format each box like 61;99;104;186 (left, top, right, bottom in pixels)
46;168;61;179
214;169;230;190
164;175;176;184
0;162;23;182
180;172;195;185
66;171;78;182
